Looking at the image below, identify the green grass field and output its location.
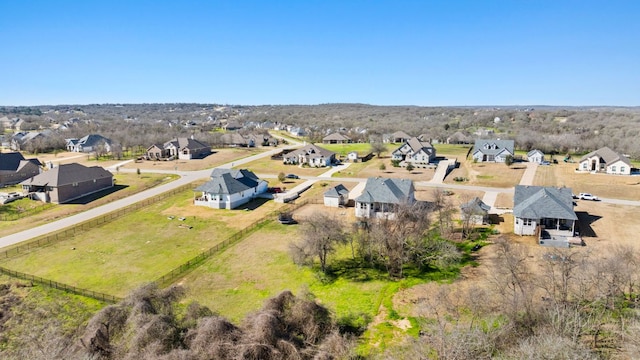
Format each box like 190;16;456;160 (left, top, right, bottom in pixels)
433;143;472;158
319;143;374;156
0;189;284;297
236;157;329;177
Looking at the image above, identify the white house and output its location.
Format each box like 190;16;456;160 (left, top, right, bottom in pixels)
355;177;415;219
66;134;116;153
527;149;545;164
283;144;336;167
323;184;349;207
579;147;631;175
471;139;514;163
391;137;436;168
513;185;580;248
194;169;268;209
460;197;490;225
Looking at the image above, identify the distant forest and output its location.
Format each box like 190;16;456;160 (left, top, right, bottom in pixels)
2;103;640;159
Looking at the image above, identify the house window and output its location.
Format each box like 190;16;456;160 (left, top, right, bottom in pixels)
611;166;616;172
72;182;79;187
621;166;626;173
523;218;532;226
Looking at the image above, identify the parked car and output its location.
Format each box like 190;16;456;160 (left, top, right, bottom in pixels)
285;174;299;179
578;192;599;201
267;187;283;193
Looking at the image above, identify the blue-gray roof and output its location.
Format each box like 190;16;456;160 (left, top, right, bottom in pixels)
460;197;491;215
355;177;414;204
473;139;514;156
324;184;349;198
513;185;577;220
196;168;260;195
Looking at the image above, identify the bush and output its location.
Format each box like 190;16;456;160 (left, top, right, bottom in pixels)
453;177;468;182
390;160;400;167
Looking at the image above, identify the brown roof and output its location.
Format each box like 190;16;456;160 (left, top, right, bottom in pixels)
21;163;112;187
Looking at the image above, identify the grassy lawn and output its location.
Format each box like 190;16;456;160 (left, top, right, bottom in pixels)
0;189;286;296
333;157;435;182
121;147;266;172
445;161;525;188
533;162;640;200
236;157;329;177
319;143;374;157
0;173;178;238
181;221;395;326
433;144;472;158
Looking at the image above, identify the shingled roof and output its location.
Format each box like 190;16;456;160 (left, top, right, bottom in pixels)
21;163;112;187
0;152;28;171
355;177;414;204
324;184;349;198
196;168;260;195
460;197;491;215
579;146;631;166
513;185;577;220
473;139;515;156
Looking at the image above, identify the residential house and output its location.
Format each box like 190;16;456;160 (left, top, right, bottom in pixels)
513;185;580;248
391;137;437;168
322;133;352;144
288;127;306;137
194;168;268;209
147;137;211;160
579;147;631;175
527;149;545;164
446;131;473;144
471;139;515;163
383;131;412;144
66;134;116;153
220;133;253;148
21;163;113;204
324;184;349;207
460;197;490;225
223;120;242;131
283;144;336;167
0;152;42;186
355;177;415;218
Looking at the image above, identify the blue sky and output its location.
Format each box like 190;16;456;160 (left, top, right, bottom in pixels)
1;1;639;106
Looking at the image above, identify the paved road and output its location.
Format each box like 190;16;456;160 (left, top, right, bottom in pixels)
0;144;300;249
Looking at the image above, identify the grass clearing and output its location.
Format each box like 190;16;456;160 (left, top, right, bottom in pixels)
236;157;328;177
319;143;374;157
445;161;525;188
122;147;265;172
533;162;640;200
0;173;178;238
333;157;435;181
433;144;472;158
0;188;285;296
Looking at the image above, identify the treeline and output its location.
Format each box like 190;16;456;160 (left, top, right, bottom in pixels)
379;240;640;359
1;283;356;360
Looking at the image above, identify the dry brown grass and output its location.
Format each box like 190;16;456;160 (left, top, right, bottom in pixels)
335;157;435;182
445;161;525;188
121;148;264;172
534;162;640;200
494;192;514;208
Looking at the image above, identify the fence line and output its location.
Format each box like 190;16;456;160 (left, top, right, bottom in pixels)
0;266;122;303
0;183;194;259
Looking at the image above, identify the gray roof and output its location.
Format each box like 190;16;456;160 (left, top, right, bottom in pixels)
21;163;112;187
473;139;514;156
323;133;351;141
0;152;27;171
165;137;209;151
527;149;544;157
460;197;491;215
579;146;631;167
513;185;577;220
196;168;260;195
405;137;434;154
287;144;335;160
355;177;414;204
324;184;349;198
77;134;113;148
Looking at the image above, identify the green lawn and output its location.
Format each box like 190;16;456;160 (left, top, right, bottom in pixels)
319;143;375;157
433;143;472;158
0;173;179;238
236;157;328;177
0;189;284;297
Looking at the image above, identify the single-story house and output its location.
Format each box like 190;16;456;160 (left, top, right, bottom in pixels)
471;139;515;163
355;177;415;218
21;163;114;204
527;149;545;164
66;134;117;153
194;168;268;210
220;133;253;147
446;131;473;145
391;137;437;167
460;197;490;225
147;137;211;160
324;184;349;207
513;185;580;247
283;144;336;167
0;152;42;186
322;133;352;144
383;131;412;144
579;147;631;175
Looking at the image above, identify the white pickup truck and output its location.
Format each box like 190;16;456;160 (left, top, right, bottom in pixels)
578;192;599;201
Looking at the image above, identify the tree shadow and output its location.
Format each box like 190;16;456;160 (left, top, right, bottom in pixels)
487;214;504;225
239;197;271;211
65;185;129;205
576;211;601;238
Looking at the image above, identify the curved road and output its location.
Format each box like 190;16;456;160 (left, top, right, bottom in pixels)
2;143;639;249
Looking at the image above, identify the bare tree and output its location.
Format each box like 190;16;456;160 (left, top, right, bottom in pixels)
370;141;387;158
290;212;347;273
